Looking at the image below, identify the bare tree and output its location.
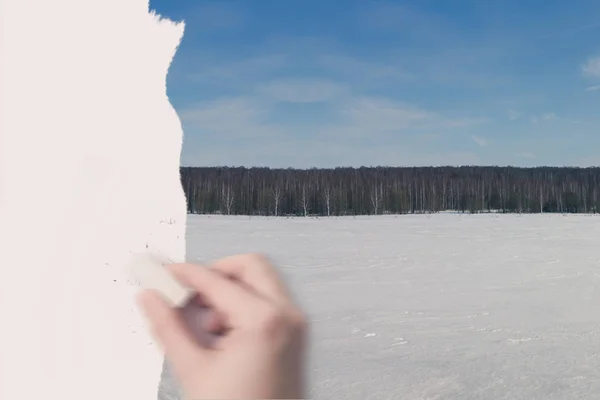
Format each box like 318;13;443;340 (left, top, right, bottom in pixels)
221;184;234;215
322;187;332;217
300;185;310;217
370;184;383;215
273;187;282;216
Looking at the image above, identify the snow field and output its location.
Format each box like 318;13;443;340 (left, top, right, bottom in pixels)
159;213;600;399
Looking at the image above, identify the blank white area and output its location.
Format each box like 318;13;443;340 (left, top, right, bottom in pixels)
0;1;186;399
159;214;600;400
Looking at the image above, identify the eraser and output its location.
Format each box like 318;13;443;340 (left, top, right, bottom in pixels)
129;253;194;308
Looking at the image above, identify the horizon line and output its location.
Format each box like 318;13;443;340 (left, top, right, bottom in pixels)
180;164;600;170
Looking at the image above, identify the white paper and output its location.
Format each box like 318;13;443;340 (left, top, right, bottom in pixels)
0;1;187;399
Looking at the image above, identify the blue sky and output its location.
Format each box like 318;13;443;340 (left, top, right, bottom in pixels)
149;0;600;168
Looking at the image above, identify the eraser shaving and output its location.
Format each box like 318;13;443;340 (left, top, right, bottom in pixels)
129;253;194;308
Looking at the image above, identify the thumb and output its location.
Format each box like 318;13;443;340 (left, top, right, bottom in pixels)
137;290;209;381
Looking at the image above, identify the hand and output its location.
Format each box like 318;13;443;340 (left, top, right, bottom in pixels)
137;253;308;399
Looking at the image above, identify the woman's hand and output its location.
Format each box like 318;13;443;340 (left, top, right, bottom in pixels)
137;253;308;399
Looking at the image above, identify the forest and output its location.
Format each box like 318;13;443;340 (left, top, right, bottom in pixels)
180;166;600;216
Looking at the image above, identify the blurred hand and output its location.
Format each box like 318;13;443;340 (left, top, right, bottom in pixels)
137;253;308;399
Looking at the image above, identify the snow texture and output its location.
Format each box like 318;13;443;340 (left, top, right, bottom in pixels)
0;1;187;399
159;213;600;400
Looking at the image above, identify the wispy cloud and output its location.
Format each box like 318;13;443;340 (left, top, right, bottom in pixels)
415;133;441;140
182;138;483;168
339;97;436;130
319;54;413;82
336;96;485;134
359;2;453;43
585;84;600;92
471;135;488;148
577;155;600;168
537;20;600;41
258;79;349;103
177;94;487;167
514;152;536;159
508;109;521;120
189;2;246;29
540;113;559;122
178;97;280;139
188;51;414;91
189;54;286;85
530;112;581;124
582;56;600;77
178;93;486;144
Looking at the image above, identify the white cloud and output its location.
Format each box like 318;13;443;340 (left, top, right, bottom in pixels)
415;133;441;139
541;112;559;121
585;84;600;92
319;54;413;81
359;2;452;45
189;2;246;29
471;135;488;147
258;79;349;103
181;138;483;168
177;95;484;140
339;97;434;129
508;109;521;120
530;112;580;124
190;54;286;83
514;152;536;159
177;99;485;167
577;155;600;167
336;96;484;134
178;97;279;138
582;56;600;77
189;50;413;89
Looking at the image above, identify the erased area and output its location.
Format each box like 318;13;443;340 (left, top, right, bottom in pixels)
159;214;600;400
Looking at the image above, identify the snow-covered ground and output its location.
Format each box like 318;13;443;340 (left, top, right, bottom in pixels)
159;213;600;399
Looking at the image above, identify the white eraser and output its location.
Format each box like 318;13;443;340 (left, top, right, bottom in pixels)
129;253;194;308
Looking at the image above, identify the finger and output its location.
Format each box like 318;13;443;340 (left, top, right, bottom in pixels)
180;302;225;335
202;308;225;334
186;295;225;334
168;263;263;326
136;290;206;379
190;293;209;308
210;253;291;302
179;303;225;349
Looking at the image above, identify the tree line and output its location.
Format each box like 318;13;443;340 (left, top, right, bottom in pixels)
180;166;600;216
